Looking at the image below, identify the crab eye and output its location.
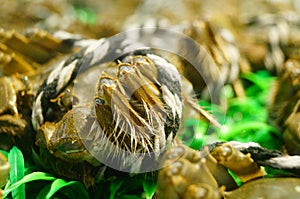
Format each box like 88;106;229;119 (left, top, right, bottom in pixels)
94;98;105;106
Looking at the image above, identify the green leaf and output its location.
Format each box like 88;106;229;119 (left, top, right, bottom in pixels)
3;172;56;198
219;121;279;141
241;71;275;90
118;175;145;194
8;146;25;199
118;195;141;199
142;179;156;199
36;179;88;199
109;180;124;199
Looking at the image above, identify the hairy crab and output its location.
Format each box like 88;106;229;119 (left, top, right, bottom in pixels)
33;46;185;186
0;74;34;153
1;2;300;197
157;142;300;199
0;27;221;187
0;29;77;153
269;58;300;155
238;11;300;74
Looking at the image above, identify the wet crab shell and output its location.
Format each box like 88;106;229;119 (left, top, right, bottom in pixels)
223;178;300;199
35;107;99;165
210;143;266;182
33;138;106;188
157;141;300;199
156;144;238;199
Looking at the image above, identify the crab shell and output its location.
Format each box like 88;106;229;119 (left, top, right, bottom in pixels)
156;142;300;199
223;178;300;199
156;144;238;199
269;59;300;155
283;100;300;155
0;75;34;153
0;152;9;188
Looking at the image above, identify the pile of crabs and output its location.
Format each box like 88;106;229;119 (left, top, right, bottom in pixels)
1;0;300;198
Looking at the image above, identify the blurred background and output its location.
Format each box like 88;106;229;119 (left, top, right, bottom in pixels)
1;0;299;38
